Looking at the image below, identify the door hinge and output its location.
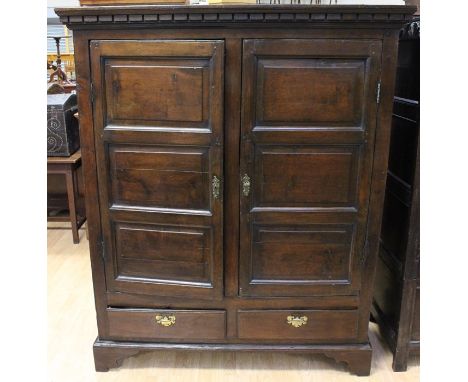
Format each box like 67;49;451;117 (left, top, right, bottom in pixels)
90;83;95;104
376;81;381;104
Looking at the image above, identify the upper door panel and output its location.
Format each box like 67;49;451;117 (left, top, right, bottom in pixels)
95;40;220;133
104;59;209;126
256;57;365;127
90;40;224;300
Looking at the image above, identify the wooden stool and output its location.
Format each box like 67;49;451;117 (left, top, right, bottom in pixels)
47;150;86;243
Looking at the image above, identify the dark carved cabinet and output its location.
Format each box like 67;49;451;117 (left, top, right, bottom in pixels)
371;18;420;372
57;4;415;376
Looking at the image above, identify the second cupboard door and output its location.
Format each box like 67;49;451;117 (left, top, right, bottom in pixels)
90;40;224;300
239;39;382;297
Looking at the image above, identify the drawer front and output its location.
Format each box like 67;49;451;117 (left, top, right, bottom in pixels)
237;309;358;341
107;308;226;341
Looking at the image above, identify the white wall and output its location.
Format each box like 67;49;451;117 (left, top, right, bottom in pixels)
47;0;79;7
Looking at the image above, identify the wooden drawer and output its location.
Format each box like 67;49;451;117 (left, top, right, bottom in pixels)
107;308;226;341
237;309;358;341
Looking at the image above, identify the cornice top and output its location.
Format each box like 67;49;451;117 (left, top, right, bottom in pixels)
55;4;416;29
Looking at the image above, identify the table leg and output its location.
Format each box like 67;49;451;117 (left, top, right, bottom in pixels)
65;167;80;244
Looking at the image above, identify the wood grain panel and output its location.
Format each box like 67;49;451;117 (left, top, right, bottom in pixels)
109;145;210;211
105;60;207;125
251;224;354;283
115;222;212;284
107;308;226;341
237;309;358;341
255;145;359;207
258;59;364;126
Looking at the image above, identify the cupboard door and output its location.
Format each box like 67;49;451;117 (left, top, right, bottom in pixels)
240;39;382;297
90;40;224;300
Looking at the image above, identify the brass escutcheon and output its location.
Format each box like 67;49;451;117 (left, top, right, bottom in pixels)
242;173;251;196
286;315;308;328
212;175;221;200
155;314;176;327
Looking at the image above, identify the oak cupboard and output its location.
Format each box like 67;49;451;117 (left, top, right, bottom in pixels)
57;4;415;376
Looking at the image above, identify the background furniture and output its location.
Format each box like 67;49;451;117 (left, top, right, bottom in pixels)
371;18;420;372
47;93;80;156
57;3;415;376
47;150;86;244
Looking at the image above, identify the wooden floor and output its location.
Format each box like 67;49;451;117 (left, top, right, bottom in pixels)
48;224;420;382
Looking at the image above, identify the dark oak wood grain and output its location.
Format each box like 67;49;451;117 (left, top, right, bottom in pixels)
239;38;381;299
58;3;415;376
106;308;226;341
90;39;224;300
93;339;373;376
237;309;358;341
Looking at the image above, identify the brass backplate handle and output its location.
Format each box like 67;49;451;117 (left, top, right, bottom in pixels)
155;314;176;327
242;173;251;196
212;175;221;200
287;315;308;328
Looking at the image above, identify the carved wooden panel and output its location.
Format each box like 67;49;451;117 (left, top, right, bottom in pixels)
254;145;359;207
115;222;213;284
104;59;210;128
251;224;354;284
240;39;382;297
257;59;365;126
92;40;222;132
109;145;210;211
90;40;224;300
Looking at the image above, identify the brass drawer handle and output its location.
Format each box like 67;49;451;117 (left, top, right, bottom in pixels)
287;315;308;328
155;314;176;327
242;173;251;196
212;175;221;200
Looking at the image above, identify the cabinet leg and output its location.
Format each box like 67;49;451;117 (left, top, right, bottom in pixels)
324;348;372;376
392;348;409;372
65;169;79;244
93;339;141;372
